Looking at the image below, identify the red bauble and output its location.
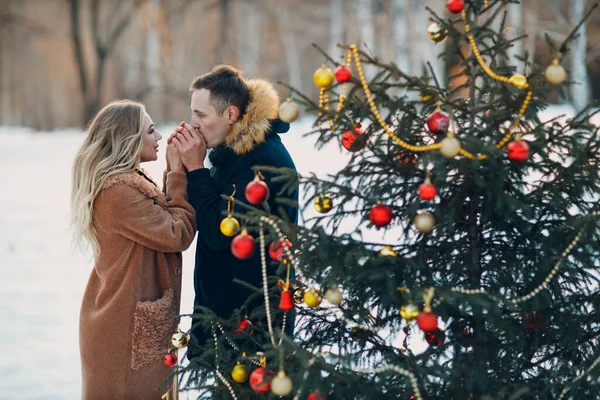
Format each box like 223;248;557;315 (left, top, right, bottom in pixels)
416;311;438;332
524;311;548;332
507;140;529;161
162;353;177;367
231;231;256;260
369;203;392;227
342;127;365;152
447;0;465;13
268;238;292;262
245;178;270;204
234;318;254;335
426;110;449;135
249;367;275;394
307;393;326;400
425;327;446;347
397;152;418;166
419;182;437;200
334;65;352;83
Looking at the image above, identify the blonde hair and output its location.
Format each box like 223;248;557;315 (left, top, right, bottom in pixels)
70;99;146;257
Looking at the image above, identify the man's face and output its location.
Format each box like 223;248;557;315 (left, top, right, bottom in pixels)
190;89;232;149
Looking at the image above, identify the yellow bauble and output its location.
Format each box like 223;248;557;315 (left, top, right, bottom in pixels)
171;331;189;348
378;245;397;257
413;212;436;233
400;304;420;321
325;286;343;306
313;66;334;89
509;74;528;89
440;133;461;158
314;193;333;213
545;59;566;85
220;216;240;237
303;288;323;308
427;22;448;44
231;363;250;383
279;98;300;123
271;371;293;396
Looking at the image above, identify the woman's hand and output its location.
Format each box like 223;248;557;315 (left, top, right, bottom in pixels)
166;143;185;173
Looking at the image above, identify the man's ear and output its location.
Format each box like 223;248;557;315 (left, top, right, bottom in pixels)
226;106;240;124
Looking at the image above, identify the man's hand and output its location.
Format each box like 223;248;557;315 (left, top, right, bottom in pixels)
170;122;207;172
166;142;185;173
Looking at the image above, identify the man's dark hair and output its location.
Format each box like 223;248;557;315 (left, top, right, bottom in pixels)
189;65;250;116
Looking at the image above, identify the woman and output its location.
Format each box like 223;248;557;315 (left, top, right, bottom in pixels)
70;100;196;399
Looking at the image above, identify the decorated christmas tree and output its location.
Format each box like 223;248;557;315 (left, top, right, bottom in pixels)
172;0;600;398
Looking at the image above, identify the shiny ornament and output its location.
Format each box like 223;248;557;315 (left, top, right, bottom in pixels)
307;393;326;400
397;152;418;166
162;353;177;367
325;286;343;306
400;304;420;321
509;74;528;89
417;311;438;332
426;109;449;135
269;238;292;262
279;98;300;123
378;245;397;257
171;331;189;348
231;363;250;383
315;193;333;213
313;66;335;89
413;211;435;233
279;289;295;311
447;0;464;13
334;65;352;83
245;176;269;205
369;203;392;227
234;318;254;335
524;311;548;332
440;133;461;158
507;139;529;161
545;59;566;85
427;22;448;43
419;179;437;201
303;288;323;308
231;229;256;260
293;287;306;304
250;367;274;394
425;328;446;347
220;216;240;237
271;371;293;396
342;126;366;152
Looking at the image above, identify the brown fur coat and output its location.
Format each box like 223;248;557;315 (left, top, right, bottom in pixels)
79;170;196;400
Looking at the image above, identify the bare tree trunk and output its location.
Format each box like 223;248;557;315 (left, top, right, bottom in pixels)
412;0;445;85
356;0;375;79
278;0;303;91
67;0;92;123
570;0;590;113
393;0;410;76
236;0;262;77
330;0;343;60
146;0;162;118
506;3;523;71
216;0;229;64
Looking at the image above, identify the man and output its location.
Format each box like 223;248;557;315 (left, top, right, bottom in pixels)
169;65;298;358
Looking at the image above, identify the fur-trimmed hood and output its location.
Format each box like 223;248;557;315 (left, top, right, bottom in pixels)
225;78;280;155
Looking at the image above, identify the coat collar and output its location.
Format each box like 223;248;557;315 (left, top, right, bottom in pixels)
102;169;167;207
225;79;280;155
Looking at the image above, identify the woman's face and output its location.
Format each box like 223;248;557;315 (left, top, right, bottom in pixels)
139;111;162;163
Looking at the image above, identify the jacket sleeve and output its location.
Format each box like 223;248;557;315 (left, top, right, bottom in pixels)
97;172;197;253
186;167;255;251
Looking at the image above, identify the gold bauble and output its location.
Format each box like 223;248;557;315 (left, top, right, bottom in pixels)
325;286;343;306
509;74;528;89
313;66;335;89
303;288;323;308
440;133;461;158
220;216;240;237
427;22;448;44
413;212;436;233
271;371;293;396
400;304;420;321
278;98;300;123
545;59;566;85
314;193;333;213
378;245;397;257
231;363;250;383
171;331;189;348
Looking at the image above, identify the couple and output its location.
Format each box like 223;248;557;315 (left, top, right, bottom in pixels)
70;65;298;399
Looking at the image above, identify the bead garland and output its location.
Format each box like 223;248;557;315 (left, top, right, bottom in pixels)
355;365;423;399
212;328;239;399
557;352;600;400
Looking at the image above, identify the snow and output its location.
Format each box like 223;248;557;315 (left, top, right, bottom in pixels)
0;104;597;398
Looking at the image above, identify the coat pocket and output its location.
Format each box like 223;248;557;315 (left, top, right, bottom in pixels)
131;289;179;370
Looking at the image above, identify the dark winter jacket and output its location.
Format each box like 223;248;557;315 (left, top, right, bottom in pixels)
186;79;298;354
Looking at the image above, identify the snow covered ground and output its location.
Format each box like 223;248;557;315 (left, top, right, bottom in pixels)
0;104;595;399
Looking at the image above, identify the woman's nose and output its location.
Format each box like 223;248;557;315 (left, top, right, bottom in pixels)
156;131;163;140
